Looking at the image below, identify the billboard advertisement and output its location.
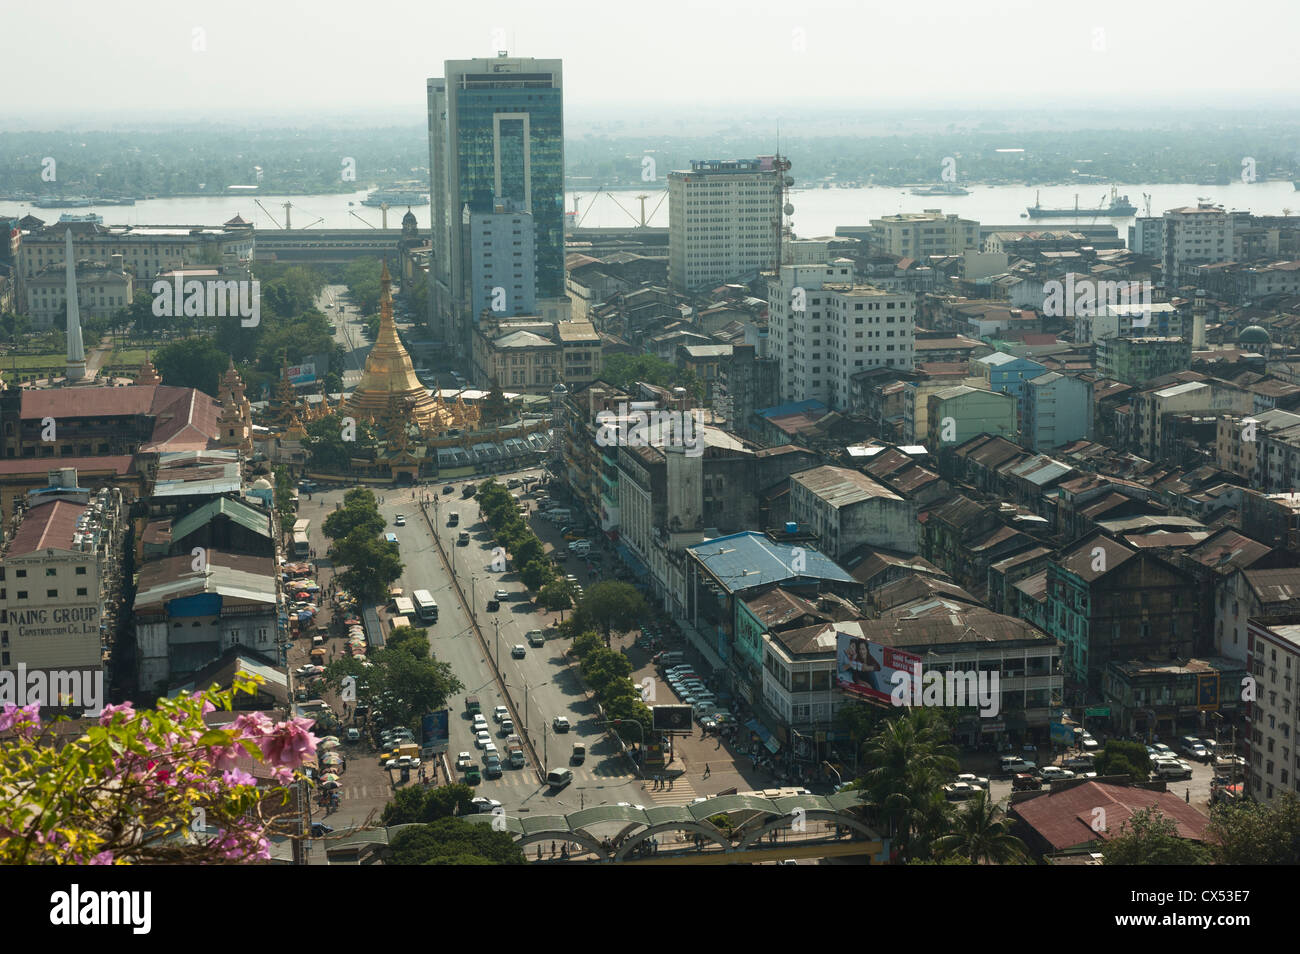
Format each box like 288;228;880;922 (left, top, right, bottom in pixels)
651;705;693;733
420;709;450;755
835;631;923;705
1197;673;1221;711
287;362;316;386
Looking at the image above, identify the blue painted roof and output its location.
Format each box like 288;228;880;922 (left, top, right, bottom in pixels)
687;532;854;593
755;399;826;420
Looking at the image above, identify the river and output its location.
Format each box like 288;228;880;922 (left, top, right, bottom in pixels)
7;181;1298;237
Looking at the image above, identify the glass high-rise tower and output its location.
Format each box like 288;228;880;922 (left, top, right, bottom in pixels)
428;54;565;365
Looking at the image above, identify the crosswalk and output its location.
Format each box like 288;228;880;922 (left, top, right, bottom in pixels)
643;774;700;806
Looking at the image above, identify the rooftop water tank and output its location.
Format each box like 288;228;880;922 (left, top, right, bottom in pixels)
785;521;797;534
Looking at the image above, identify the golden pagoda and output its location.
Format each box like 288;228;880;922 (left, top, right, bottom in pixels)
341;262;457;434
136;355;162;387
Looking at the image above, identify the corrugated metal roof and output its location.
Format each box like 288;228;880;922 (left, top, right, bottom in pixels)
793;465;902;507
687;532;853;593
170;496;271;543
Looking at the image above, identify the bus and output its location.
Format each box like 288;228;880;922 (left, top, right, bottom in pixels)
292;519;311;558
412;589;439;624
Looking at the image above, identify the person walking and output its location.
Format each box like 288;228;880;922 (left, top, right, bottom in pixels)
703;764;711;779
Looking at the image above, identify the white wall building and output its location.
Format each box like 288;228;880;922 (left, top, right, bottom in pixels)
668;158;781;293
768;261;916;411
1244;618;1300;805
1163;204;1233;285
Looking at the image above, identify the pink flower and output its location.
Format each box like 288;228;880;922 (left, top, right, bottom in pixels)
257;717;317;768
89;851;114;865
97;702;135;726
222;768;258;788
0;702;41;734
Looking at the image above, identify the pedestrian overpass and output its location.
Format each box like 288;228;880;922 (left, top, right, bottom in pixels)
466;790;888;864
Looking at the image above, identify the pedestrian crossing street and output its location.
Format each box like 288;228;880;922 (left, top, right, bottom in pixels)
644;774;700;806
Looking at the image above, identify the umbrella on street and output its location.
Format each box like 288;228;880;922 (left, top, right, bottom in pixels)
320;779;340;790
319;739;340;750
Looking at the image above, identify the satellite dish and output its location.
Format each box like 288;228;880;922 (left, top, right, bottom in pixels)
784;175;794;187
783;203;795;216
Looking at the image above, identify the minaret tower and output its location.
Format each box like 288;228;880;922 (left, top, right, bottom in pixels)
64;228;88;383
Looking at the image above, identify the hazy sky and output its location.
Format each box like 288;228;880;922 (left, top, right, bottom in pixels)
6;0;1299;122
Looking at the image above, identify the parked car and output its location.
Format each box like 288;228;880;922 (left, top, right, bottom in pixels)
1012;773;1041;791
1038;766;1075;782
344;728;361;744
470;797;502;814
1153;758;1193;780
455;751;473;771
474;730;491;748
955;773;989;789
943;781;980;800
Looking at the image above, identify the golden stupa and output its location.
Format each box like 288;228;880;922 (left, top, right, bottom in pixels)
341;261;459;433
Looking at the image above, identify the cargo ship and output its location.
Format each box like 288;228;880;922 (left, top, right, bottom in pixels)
910;183;971;196
1027;186;1137;218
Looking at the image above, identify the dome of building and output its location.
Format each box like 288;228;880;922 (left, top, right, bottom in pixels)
401;208;417;228
252;477;272;490
1239;325;1271;345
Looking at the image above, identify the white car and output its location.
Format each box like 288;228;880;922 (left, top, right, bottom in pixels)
455;751;473;770
494;589;509;601
1038;766;1076;782
472;715;489;734
955;773;990;789
394;514;406;527
470;797;501;814
483;742;499;760
493;705;509;723
474;730;491;748
943;782;980;800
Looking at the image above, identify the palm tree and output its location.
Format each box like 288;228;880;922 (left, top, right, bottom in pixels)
859;709;960;861
933;790;1030;865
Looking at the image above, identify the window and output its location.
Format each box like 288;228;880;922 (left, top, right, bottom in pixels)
15;570;25;578
45;568;56;577
46;589;57;598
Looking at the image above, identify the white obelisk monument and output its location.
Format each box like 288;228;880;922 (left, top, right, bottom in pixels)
64;228;88;383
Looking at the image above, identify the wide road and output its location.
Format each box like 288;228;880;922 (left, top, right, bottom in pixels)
377;476;653;820
317;283;367;388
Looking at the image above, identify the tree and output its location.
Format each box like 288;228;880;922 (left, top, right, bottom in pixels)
381;782;476;826
1206;792;1300;865
512;535;545;570
520;558;555;593
1094;740;1149;783
602;352;703;402
537;579;573;612
481;380;512;425
153;336;229;396
571;631;602;660
307;413;374;473
388;817;525;865
0;679;318;864
932;790;1029;864
859;708;960;862
335;531;403;603
322;488;385;541
579;581;647;640
1103;807;1210;865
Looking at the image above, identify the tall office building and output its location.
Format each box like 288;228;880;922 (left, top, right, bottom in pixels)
427;54;565;368
469;199;536;319
668;158;783;294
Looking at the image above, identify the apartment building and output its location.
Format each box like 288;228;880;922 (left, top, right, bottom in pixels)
668;157;782;293
1022;372;1094;452
1097;336;1193;386
767;261;916;411
1163;204;1233;286
1244;617;1300;805
0;482;126;683
870;210;980;259
788;465;917;560
468;200;536;321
